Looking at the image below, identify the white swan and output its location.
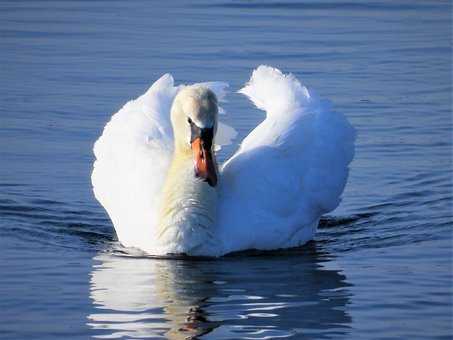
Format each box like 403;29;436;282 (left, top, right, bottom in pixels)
92;66;355;256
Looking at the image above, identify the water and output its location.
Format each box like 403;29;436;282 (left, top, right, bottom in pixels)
0;0;451;339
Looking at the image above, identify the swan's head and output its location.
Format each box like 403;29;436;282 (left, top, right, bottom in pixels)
171;85;218;187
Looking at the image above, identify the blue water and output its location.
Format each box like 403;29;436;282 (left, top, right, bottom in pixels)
0;0;451;339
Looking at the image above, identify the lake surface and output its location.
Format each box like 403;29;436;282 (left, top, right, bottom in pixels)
0;0;451;339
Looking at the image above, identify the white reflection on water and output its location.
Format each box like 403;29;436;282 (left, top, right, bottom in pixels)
88;248;352;339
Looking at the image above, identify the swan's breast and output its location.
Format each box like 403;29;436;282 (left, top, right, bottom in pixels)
157;161;218;254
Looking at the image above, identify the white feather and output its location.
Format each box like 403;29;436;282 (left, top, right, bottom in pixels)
217;65;355;254
92;66;356;256
91;74;231;253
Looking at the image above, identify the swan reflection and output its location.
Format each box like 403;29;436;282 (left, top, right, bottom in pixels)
88;246;351;339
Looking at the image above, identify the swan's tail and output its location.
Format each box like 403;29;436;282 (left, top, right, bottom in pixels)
238;65;311;117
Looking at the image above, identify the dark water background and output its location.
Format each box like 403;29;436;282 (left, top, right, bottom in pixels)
0;0;451;339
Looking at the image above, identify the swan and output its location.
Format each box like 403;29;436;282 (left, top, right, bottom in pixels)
92;65;355;256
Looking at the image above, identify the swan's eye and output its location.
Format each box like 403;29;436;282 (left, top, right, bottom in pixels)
187;117;193;125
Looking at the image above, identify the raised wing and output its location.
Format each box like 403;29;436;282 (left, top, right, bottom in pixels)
92;74;177;252
92;74;231;253
217;66;356;253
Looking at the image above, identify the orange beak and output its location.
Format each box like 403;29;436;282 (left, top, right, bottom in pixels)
191;137;217;187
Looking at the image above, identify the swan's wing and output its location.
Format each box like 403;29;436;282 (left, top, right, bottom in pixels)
218;66;356;253
92;74;230;254
92;74;177;252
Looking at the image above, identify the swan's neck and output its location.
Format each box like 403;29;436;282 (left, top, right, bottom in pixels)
157;147;218;254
